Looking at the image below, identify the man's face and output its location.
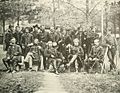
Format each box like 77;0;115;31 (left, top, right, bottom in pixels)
16;27;20;32
48;42;52;47
94;40;99;46
74;42;79;46
84;31;87;35
25;29;29;33
41;26;45;30
10;27;14;31
108;30;111;35
34;39;39;44
50;27;54;33
11;38;16;44
57;28;60;32
34;27;38;32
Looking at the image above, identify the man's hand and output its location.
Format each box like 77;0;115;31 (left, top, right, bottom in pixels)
27;43;33;47
7;57;10;60
22;45;25;49
89;57;92;61
51;55;55;58
14;52;18;56
38;46;42;49
107;45;111;49
66;44;72;48
93;58;99;61
62;57;65;60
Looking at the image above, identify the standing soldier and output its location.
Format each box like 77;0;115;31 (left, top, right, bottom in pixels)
49;27;60;43
39;25;49;43
81;30;88;59
32;24;39;40
21;27;33;57
103;28;117;71
67;38;84;73
13;26;23;46
4;25;14;51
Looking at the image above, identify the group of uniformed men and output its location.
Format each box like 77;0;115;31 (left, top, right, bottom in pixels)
2;24;117;74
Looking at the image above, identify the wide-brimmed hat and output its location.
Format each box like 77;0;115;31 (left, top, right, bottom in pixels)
33;24;39;29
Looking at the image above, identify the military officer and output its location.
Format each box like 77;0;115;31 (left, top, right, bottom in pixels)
103;28;117;71
86;39;104;73
21;27;33;57
4;25;14;51
24;39;43;71
67;38;84;73
13;26;23;46
2;38;22;73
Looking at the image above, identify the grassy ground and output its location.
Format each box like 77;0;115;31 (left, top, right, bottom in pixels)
60;73;120;93
1;45;120;93
0;46;44;93
0;72;44;93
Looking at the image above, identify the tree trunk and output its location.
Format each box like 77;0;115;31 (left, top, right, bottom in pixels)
113;15;116;38
53;0;56;30
2;14;5;51
119;14;120;36
86;0;89;28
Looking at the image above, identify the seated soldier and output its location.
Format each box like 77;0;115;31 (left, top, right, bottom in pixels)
44;41;64;74
2;38;22;73
52;42;65;72
67;38;84;73
44;41;53;70
24;39;43;71
85;39;104;73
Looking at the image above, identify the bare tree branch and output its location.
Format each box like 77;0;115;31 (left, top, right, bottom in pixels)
90;10;101;19
89;1;101;16
57;10;71;18
62;1;86;15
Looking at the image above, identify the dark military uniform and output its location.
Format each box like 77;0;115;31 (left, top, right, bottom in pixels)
32;31;39;40
13;30;23;46
24;44;43;70
3;44;22;72
39;30;49;43
4;29;14;51
70;45;84;61
44;46;63;74
49;32;60;43
104;34;117;71
89;45;104;61
67;44;84;72
86;45;104;73
21;33;33;56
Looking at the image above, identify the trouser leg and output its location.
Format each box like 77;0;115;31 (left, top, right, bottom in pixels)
2;58;10;70
40;55;44;70
28;56;33;69
24;52;33;69
52;59;58;74
68;55;77;66
107;48;116;70
75;60;79;73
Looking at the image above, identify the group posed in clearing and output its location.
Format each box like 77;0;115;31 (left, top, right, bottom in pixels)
2;24;117;74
